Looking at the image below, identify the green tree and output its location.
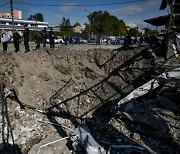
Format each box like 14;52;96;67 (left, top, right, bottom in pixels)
59;17;73;36
119;20;127;36
128;27;138;36
74;22;81;26
27;13;44;22
87;11;127;36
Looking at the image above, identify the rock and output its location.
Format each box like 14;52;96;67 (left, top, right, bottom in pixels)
131;133;141;141
28;134;70;154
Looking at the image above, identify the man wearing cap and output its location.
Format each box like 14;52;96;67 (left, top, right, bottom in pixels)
23;25;30;52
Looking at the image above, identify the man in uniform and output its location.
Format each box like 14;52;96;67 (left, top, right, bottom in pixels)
48;27;55;49
23;25;30;52
13;29;20;52
35;31;41;50
42;27;47;48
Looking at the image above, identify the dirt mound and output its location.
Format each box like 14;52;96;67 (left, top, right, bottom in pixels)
0;44;179;153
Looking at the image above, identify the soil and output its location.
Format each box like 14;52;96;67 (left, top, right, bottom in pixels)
0;43;179;154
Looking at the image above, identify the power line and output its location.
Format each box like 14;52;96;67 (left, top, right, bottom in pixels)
14;0;147;7
0;2;9;8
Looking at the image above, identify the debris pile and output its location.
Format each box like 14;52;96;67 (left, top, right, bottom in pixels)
0;44;179;153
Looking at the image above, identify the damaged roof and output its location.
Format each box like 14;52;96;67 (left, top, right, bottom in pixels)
145;0;180;27
144;15;169;26
144;14;180;27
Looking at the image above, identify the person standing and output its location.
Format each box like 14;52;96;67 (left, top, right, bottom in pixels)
13;29;20;52
49;27;55;49
42;27;47;47
23;25;30;53
34;31;41;50
1;29;11;52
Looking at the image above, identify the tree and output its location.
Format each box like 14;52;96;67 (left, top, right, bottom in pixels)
27;13;44;22
74;22;81;26
59;17;73;36
86;11;127;36
128;27;138;36
143;28;159;36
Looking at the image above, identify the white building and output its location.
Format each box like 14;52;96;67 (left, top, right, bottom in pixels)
73;25;85;33
0;18;48;31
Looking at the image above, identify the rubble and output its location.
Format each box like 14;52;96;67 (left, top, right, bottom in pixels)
0;43;180;153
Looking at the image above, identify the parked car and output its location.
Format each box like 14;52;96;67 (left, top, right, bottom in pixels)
72;37;87;44
101;38;108;44
72;37;80;44
108;38;116;44
80;38;87;44
46;36;65;44
88;38;96;44
115;38;125;45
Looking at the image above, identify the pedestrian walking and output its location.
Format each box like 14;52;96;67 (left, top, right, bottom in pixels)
35;31;41;50
23;25;30;52
49;27;55;49
13;29;20;52
1;29;11;52
42;27;47;47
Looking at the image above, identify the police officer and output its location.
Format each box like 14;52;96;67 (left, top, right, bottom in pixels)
23;25;30;52
35;31;41;50
49;27;55;49
13;29;20;52
42;27;47;47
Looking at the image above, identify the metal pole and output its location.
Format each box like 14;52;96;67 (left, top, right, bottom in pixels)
84;10;91;40
10;0;14;32
164;0;175;57
88;19;90;40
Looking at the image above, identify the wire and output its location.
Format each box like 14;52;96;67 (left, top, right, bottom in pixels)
0;2;9;8
14;0;147;7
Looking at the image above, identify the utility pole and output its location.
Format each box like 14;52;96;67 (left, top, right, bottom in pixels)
84;10;91;41
164;0;175;58
10;0;14;32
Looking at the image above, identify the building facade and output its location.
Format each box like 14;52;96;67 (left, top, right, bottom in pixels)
73;25;85;33
0;10;22;19
0;18;48;31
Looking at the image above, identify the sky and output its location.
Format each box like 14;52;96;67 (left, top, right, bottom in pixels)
0;0;169;29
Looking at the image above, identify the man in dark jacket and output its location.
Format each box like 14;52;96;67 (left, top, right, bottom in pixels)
42;27;47;47
35;31;41;50
13;29;20;52
49;27;55;49
23;25;30;52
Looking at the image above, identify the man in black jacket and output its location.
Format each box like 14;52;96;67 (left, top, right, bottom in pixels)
13;29;20;52
35;31;41;50
42;27;47;47
23;25;30;52
49;27;55;49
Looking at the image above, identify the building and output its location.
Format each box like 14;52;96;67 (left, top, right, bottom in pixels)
0;9;51;31
0;10;22;19
73;25;85;33
0;18;48;31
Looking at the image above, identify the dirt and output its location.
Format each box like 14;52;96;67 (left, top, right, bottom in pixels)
0;43;179;154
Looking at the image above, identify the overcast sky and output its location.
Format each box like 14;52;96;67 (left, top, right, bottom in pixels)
0;0;168;28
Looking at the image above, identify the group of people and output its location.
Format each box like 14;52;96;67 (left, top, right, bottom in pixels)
1;25;56;53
